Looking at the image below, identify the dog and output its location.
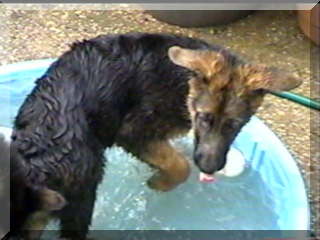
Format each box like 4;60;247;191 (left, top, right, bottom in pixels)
9;32;301;239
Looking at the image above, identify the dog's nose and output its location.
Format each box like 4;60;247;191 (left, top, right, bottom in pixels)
196;156;226;174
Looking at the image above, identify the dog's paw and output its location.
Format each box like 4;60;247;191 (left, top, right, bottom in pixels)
147;173;178;192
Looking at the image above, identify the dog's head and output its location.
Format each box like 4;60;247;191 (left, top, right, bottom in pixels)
168;46;301;175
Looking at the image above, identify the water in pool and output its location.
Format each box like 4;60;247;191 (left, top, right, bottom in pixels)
0;65;280;233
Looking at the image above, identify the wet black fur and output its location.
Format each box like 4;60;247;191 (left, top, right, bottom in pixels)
11;33;236;239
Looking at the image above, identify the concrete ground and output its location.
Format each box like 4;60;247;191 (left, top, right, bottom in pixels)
0;5;319;236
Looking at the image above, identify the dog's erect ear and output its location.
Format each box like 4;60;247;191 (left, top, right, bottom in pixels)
241;64;302;92
168;46;198;70
168;46;227;74
36;188;66;211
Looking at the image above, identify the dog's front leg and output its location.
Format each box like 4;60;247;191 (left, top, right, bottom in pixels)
142;141;190;192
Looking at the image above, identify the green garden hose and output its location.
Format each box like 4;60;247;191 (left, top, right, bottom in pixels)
270;91;320;111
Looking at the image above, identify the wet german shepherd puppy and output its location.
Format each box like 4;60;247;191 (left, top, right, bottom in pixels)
10;33;301;239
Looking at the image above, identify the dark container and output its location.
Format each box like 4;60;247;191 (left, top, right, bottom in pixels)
146;10;253;27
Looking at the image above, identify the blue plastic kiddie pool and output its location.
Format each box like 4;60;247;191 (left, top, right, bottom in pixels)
0;60;310;238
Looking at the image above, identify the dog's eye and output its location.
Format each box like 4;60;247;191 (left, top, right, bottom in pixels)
197;112;214;129
193;70;207;83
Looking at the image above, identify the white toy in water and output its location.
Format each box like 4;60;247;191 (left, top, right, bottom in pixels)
217;147;246;177
0;126;12;143
199;147;246;182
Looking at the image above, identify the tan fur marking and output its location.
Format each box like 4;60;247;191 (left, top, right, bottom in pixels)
186;54;270;121
234;64;302;92
39;188;66;211
23;211;51;240
142;141;190;191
